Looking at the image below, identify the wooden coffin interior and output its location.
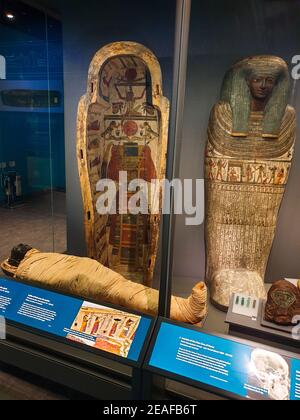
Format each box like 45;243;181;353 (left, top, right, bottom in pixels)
79;51;167;286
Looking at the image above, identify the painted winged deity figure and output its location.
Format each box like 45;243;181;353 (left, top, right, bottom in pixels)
205;56;296;310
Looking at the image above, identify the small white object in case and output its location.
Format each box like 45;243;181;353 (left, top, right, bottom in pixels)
232;294;260;320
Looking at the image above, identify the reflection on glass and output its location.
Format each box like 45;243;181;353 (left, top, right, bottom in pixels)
0;1;66;265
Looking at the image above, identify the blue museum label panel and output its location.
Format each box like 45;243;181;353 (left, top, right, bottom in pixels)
149;321;300;401
0;277;152;362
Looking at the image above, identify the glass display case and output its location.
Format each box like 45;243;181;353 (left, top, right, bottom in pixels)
0;0;66;264
175;0;300;328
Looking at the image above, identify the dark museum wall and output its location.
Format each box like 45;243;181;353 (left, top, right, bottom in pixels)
173;0;300;284
59;0;300;287
60;0;176;258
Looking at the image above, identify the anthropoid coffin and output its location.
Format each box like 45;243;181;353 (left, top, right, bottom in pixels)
77;42;169;286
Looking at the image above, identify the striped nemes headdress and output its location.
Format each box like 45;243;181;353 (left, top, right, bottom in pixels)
221;56;290;138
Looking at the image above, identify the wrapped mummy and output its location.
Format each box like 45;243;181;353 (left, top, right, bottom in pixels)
1;245;207;325
205;56;296;310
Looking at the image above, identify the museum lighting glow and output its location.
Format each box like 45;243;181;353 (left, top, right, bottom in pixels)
4;12;15;21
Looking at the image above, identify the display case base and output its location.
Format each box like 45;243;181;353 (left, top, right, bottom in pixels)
226;296;300;352
0;325;141;400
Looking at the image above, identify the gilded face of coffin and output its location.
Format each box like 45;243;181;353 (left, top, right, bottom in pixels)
221;55;291;138
247;76;276;101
